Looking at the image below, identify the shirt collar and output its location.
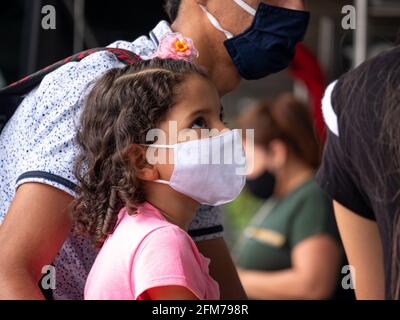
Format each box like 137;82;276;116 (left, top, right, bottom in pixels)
128;20;173;60
148;20;173;46
107;21;173;59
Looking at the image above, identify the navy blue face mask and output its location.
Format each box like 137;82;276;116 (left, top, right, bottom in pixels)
200;1;310;80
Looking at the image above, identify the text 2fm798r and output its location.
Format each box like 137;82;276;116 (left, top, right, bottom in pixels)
196;304;249;315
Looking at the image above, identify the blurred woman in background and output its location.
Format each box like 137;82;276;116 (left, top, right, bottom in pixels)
234;94;341;299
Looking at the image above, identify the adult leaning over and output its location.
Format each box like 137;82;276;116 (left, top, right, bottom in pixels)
0;0;309;299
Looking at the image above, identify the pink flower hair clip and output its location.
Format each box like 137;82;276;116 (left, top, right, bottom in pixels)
152;32;199;62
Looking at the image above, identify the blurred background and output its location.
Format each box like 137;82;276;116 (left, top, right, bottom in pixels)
1;0;399;300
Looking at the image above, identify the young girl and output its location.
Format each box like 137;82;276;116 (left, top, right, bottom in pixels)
72;56;245;300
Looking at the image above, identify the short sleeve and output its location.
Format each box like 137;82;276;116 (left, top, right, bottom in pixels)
316;128;375;221
288;188;339;247
316;79;375;221
132;226;207;299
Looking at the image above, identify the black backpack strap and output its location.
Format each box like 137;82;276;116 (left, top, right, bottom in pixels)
0;47;141;96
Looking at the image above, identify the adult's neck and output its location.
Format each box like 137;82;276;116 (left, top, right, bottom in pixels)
274;159;314;198
171;15;240;96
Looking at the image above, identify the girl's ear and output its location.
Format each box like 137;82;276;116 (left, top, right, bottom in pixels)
126;144;160;182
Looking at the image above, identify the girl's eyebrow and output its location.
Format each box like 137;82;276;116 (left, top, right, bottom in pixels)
187;105;214;117
187;108;211;119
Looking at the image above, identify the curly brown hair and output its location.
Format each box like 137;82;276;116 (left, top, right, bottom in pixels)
72;58;207;248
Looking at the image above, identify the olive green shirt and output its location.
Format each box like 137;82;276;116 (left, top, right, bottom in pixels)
234;178;339;271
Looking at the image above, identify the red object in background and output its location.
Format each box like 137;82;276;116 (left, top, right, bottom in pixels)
288;43;326;142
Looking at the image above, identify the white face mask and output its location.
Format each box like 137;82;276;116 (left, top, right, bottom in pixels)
199;0;256;39
145;129;246;206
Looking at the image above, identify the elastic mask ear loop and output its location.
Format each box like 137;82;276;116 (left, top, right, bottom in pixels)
199;5;234;39
233;0;256;16
153;179;170;185
142;144;175;149
142;144;175;185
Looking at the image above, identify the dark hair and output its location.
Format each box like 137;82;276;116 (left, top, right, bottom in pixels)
238;93;321;169
164;0;182;22
337;47;400;299
72;58;206;248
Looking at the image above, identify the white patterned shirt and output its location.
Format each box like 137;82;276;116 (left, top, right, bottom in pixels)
0;21;223;300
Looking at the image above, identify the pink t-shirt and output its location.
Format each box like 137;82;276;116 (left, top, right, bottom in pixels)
84;202;220;300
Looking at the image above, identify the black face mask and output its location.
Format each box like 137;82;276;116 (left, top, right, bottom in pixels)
246;170;276;200
200;2;310;80
224;3;310;80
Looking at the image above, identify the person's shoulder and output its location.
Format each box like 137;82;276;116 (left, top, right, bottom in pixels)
146;224;192;246
19;47;127;127
286;178;331;217
286;179;338;238
131;224;197;269
288;178;323;201
299;178;330;204
138;221;194;257
122;203;193;247
42;49;124;86
303;178;327;195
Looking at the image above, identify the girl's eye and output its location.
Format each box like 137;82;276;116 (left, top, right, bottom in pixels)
191;117;207;129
